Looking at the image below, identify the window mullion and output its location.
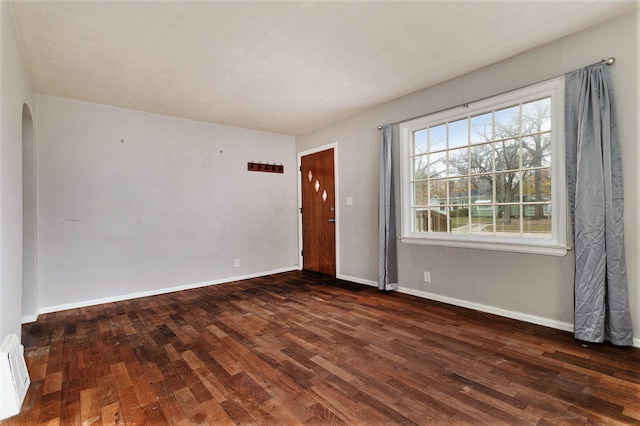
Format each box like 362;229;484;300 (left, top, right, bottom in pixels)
467;117;471;232
491;110;497;236
426;128;431;233
519;103;524;237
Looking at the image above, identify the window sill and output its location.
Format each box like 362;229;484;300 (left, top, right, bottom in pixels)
400;236;569;256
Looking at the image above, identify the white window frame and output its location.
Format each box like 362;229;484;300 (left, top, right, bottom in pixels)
399;77;567;256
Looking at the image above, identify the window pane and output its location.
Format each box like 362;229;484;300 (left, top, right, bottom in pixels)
413;155;428;179
471;205;493;235
414;208;428;232
523;205;551;237
495;205;520;236
496;172;520;203
448;147;469;176
429;179;447;200
414;129;428;155
413;181;428;206
429;124;446;152
522;98;551;134
523;203;550;219
470;176;492;201
470;143;493;174
429;209;448;233
470;112;492;145
522;134;551;168
523;168;551;201
428;151;447;178
494;139;519;172
450;206;470;234
448;177;468;202
495;105;519;140
448;119;468;149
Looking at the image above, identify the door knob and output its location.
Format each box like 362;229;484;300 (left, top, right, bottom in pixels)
328;218;336;223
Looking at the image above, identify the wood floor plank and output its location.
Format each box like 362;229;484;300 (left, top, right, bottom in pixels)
100;401;123;426
154;386;188;425
79;386;104;426
12;381;42;426
4;271;640;425
115;386;144;426
36;391;62;422
197;399;235;425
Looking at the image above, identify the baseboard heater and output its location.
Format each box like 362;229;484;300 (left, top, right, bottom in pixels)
0;334;30;420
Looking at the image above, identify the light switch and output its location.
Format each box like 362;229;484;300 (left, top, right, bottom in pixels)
346;196;353;206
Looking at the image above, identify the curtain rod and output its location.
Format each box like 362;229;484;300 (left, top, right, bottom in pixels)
377;57;615;130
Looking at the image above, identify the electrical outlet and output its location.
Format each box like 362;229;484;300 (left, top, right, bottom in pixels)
423;271;431;283
234;259;240;267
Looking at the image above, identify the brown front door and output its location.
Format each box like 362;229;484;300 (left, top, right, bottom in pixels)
301;148;336;275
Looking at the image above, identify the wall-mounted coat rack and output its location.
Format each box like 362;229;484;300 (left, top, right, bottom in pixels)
247;162;284;174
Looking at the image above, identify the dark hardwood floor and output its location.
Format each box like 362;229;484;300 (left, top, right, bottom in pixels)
4;271;640;425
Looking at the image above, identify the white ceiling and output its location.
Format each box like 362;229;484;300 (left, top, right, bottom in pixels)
9;1;638;136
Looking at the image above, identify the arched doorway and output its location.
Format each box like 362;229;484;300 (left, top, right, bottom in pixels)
22;104;37;322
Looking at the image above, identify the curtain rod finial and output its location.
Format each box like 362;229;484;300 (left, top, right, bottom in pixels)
377;126;383;130
603;57;615;65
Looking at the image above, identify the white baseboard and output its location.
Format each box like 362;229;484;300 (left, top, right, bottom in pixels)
397;286;575;333
37;266;299;315
397;287;640;348
337;275;574;333
338;276;640;348
20;315;38;324
336;273;377;287
25;269;640;349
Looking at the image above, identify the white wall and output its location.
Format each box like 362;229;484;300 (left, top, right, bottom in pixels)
296;10;639;343
0;3;35;341
36;95;298;311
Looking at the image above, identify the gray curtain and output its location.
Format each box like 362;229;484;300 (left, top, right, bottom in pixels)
565;62;633;346
378;124;399;291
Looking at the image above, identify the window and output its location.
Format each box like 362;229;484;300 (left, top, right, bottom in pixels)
400;78;566;255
